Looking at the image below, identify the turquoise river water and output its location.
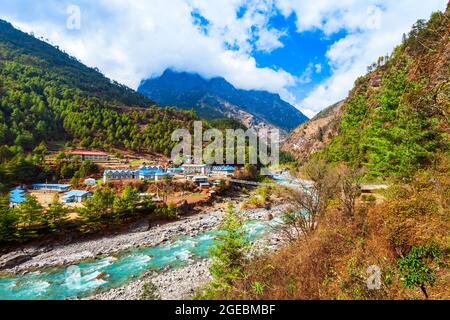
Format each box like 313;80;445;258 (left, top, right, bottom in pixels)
0;218;280;300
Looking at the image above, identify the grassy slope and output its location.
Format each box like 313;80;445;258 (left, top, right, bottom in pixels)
219;6;450;300
318;8;449;180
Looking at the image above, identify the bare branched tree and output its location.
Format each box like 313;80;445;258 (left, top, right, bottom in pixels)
279;159;340;241
338;165;363;217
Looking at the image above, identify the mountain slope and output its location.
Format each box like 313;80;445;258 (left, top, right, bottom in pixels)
282;101;344;163
138;69;308;132
218;5;450;301
0;20;152;107
285;6;449;179
0;20;196;189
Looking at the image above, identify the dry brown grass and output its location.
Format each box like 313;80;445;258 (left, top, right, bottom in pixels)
226;158;449;300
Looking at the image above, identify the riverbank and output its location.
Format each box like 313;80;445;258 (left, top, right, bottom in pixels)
89;211;286;301
0;192;288;300
1;201;287;276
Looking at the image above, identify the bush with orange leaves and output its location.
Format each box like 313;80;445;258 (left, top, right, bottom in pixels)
220;157;449;300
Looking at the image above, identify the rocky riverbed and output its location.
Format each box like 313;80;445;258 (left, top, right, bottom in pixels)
89;220;285;301
89;259;212;300
0;203;287;300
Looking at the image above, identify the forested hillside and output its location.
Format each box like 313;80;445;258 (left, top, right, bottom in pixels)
201;5;449;301
283;6;449;181
0;20;196;191
317;8;449;180
0;20;152;106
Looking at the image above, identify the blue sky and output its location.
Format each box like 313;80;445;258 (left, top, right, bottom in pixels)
0;0;447;117
253;13;348;100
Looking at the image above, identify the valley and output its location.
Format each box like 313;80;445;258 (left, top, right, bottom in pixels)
0;2;449;302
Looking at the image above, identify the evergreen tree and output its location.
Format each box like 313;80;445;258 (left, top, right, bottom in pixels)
199;203;249;298
16;195;44;238
0;195;18;241
45;194;68;232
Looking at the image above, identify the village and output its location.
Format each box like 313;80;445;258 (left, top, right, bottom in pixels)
9;149;237;211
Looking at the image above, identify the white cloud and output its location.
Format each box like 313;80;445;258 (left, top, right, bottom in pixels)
297;62;314;84
255;28;286;53
0;0;447;117
280;0;448;114
0;0;291;94
314;63;322;74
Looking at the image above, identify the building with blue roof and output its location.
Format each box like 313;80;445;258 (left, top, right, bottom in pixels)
103;167;173;182
10;188;28;207
167;167;184;174
62;190;93;203
211;166;235;172
103;169;139;182
210;165;235;177
32;184;71;192
138;169;158;181
139;165;164;172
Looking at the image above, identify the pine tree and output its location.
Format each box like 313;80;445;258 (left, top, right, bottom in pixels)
16;195;44;238
201;203;249;298
0;195;18;242
45;194;68;232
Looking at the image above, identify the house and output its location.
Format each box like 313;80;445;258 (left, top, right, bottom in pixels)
139;165;165;172
182;164;210;175
192;176;209;184
68;150;109;161
210;165;235;176
32;184;71;192
155;171;172;181
139;167;172;181
84;178;97;186
62;190;93;203
167;167;184;175
138;169;157;181
103;170;138;182
10;188;27;207
103;168;172;182
199;182;211;189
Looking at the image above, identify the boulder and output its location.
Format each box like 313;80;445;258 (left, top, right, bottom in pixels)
0;251;32;270
129;219;150;233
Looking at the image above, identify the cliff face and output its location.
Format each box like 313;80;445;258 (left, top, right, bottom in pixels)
282;101;344;163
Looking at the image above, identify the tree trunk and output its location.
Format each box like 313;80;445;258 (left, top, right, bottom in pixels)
420;285;429;299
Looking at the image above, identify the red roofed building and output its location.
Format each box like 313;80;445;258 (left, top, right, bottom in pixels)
68;150;110;161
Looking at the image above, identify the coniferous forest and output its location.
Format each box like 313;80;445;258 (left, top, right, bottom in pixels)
0;19;196;191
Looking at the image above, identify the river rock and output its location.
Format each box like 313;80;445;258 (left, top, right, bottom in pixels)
96;272;108;280
0;251;32;270
129;220;150;233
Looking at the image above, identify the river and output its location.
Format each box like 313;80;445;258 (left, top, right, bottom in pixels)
0;214;282;300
